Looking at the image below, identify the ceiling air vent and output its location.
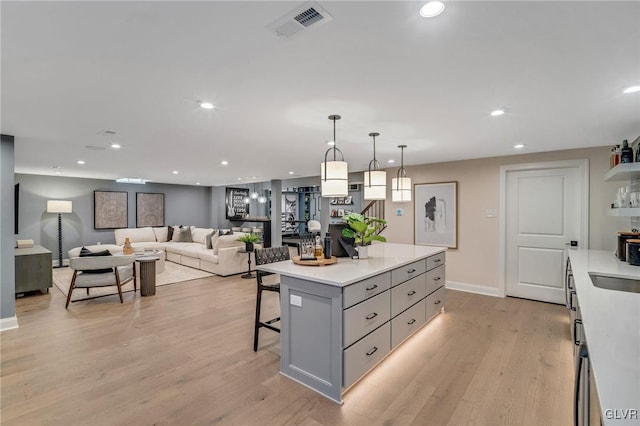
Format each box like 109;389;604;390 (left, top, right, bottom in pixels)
267;2;333;39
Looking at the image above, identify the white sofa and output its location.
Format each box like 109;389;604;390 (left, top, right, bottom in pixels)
68;226;256;277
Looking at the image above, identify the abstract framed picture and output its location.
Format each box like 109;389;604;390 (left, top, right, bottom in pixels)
136;192;165;227
94;190;128;229
414;181;458;249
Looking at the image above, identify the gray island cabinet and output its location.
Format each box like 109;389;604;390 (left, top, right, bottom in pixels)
258;243;447;403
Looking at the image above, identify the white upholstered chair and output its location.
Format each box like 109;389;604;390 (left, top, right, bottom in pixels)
66;255;137;308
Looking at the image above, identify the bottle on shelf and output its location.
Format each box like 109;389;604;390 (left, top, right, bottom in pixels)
621;139;634;164
614;145;621;166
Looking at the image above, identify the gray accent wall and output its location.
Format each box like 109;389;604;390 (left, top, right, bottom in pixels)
1;135;16;321
15;174;211;259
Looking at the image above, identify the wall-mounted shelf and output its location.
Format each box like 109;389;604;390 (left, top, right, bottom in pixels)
607;208;640;217
604;163;640;182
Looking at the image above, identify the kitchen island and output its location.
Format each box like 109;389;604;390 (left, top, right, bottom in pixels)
568;249;640;425
258;243;447;403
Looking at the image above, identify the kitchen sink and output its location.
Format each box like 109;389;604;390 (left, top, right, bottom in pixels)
589;274;640;294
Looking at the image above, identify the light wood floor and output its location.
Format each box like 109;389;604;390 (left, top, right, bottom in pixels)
1;272;574;426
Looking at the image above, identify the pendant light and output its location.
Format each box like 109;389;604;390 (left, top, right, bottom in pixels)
363;132;386;200
320;115;348;197
391;145;412;202
257;181;267;204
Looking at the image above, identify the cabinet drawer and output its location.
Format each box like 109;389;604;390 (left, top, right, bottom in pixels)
343;272;391;309
426;252;445;271
391;300;426;348
426;264;445;295
391;259;426;287
425;286;446;321
391;274;426;318
343;291;390;348
343;322;390;388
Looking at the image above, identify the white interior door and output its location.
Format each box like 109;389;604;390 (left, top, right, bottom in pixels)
505;165;583;304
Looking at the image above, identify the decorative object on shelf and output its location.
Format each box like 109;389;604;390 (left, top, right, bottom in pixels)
123;237;134;255
414;181;458;248
94;191;128;229
392;145;412;202
364;132;386;200
46;199;72;268
341;212;387;259
226;187;250;220
321;114;348;197
237;232;261;252
136;192;164;227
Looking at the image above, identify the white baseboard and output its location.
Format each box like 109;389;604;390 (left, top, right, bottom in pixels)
446;280;502;298
0;316;19;332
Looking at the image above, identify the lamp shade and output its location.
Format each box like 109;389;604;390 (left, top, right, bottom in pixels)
364;170;386;200
47;200;73;213
391;177;412;202
321;160;348;197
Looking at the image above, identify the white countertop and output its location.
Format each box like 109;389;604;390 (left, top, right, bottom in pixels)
568;249;640;425
258;243;446;287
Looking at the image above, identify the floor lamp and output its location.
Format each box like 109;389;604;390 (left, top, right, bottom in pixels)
47;200;72;268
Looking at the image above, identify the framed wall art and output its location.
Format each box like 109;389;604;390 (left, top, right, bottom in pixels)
226;187;249;220
414;181;458;249
136;192;165;227
94;190;128;229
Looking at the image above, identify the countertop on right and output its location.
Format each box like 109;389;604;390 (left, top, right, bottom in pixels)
568;249;640;424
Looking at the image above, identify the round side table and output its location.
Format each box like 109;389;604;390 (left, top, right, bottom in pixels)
237;248;255;279
135;255;160;296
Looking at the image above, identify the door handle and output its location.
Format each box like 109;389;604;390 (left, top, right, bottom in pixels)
434;277;441;281
365;284;378;291
569;291;577;311
366;346;378;356
574;343;589;426
434;258;442;263
573;319;583;346
407;290;416;296
565;241;578;247
407;268;416;273
407;318;416;325
365;312;378;320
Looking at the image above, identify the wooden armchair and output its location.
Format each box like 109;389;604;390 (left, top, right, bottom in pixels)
66;255;137;308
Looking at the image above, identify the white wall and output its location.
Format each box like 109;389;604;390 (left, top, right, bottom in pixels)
384;146;624;290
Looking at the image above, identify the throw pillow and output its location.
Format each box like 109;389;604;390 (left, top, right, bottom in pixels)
218;229;233;236
205;230;216;249
79;246;113;274
172;226;194;243
167;225;174;241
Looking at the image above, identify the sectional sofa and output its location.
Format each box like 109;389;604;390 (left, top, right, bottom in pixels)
68;226;255;276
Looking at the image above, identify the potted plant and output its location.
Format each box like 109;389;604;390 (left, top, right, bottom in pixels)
341;212;387;259
237;232;261;251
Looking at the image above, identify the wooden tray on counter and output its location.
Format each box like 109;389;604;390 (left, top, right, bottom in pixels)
292;256;337;266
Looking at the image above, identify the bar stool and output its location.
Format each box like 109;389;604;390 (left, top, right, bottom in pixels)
253;246;290;351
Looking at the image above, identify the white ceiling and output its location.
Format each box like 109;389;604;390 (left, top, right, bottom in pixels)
2;1;639;187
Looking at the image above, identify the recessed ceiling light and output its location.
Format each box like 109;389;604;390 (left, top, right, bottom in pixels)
200;102;215;109
490;109;505;116
288;171;295;175
237;177;242;180
388;159;395;164
110;143;121;149
514;144;525;149
196;182;201;185
419;1;445;17
172;170;179;174
221;160;229;166
54;171;62;175
623;85;640;94
327;141;335;146
77;160;85;165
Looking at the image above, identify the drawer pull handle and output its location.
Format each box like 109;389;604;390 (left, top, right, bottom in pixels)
365;312;378;320
434;259;442;263
366;347;378;356
434;277;441;281
407;318;416;325
407;268;416;273
365;284;378;291
434;300;441;305
407;290;416;296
